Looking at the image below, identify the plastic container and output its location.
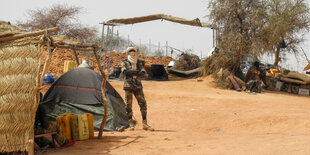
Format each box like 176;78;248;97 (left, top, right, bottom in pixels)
43;74;55;84
70;114;89;141
86;113;94;139
56;113;75;140
63;60;76;73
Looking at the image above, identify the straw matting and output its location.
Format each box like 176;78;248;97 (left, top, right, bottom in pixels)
0;45;42;152
0;21;40;48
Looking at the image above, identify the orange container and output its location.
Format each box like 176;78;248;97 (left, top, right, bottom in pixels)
86;113;94;138
56;113;75;140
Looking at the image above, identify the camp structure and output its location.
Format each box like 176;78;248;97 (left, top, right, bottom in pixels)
107;14;213;28
41;67;129;131
0;21;111;154
0;21;59;154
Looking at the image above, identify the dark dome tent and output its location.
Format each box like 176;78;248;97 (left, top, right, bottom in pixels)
41;67;129;131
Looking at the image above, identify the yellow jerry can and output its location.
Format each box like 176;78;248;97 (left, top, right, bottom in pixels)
56;113;75;140
86;113;94;139
63;60;76;73
70;113;89;141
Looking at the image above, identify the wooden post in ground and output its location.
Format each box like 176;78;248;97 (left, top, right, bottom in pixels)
72;48;80;66
92;48;108;139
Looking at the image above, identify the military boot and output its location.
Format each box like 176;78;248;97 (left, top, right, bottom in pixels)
142;120;154;131
128;119;135;131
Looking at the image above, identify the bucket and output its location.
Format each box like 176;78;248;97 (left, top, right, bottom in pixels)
43;74;55;84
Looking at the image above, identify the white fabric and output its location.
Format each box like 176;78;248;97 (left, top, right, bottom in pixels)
125;47;137;53
128;51;137;70
128;56;137;70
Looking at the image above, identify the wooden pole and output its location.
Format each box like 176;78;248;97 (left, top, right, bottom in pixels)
92;48;108;139
108;26;114;73
117;30;120;52
56;45;99;51
101;24;105;48
149;40;151;54
72;48;80;66
212;28;215;47
29;36;54;155
27;139;34;155
166;41;168;56
0;27;59;42
128;35;130;47
301;47;310;63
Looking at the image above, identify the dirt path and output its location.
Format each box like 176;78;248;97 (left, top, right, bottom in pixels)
45;77;310;155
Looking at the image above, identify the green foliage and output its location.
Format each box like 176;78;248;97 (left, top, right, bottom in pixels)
206;0;310;73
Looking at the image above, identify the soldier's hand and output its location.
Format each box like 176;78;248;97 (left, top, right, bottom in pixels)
138;71;145;76
124;70;139;76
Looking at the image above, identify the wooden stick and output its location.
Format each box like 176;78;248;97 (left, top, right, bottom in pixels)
56;45;101;52
27;139;34;155
0;27;59;42
301;47;310;63
55;42;102;50
40;44;54;86
72;48;80;66
93;48;108;139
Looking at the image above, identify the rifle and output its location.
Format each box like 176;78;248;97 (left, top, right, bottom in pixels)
124;70;139;77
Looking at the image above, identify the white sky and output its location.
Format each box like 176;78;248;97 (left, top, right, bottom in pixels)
1;0;310;72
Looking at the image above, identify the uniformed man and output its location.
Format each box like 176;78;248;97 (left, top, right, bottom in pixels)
245;61;263;93
78;59;94;70
121;47;154;131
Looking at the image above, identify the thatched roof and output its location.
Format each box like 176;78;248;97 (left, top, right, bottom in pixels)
107;14;213;28
0;21;100;51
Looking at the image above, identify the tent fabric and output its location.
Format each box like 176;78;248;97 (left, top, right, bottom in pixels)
279;72;310;85
107;14;213;28
41;67;128;131
168;67;201;78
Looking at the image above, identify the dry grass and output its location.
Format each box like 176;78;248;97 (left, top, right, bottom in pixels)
173;53;201;71
200;52;238;89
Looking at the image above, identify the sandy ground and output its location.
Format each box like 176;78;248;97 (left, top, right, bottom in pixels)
44;77;310;155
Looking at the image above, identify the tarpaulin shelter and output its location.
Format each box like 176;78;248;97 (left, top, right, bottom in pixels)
107;14;213;28
41;67;129;131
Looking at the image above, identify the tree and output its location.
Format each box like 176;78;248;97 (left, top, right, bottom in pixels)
259;0;310;68
17;4;98;42
207;0;310;73
153;50;164;57
207;0;266;74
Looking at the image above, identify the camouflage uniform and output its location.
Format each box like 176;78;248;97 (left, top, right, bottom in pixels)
34;121;68;147
121;59;147;120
